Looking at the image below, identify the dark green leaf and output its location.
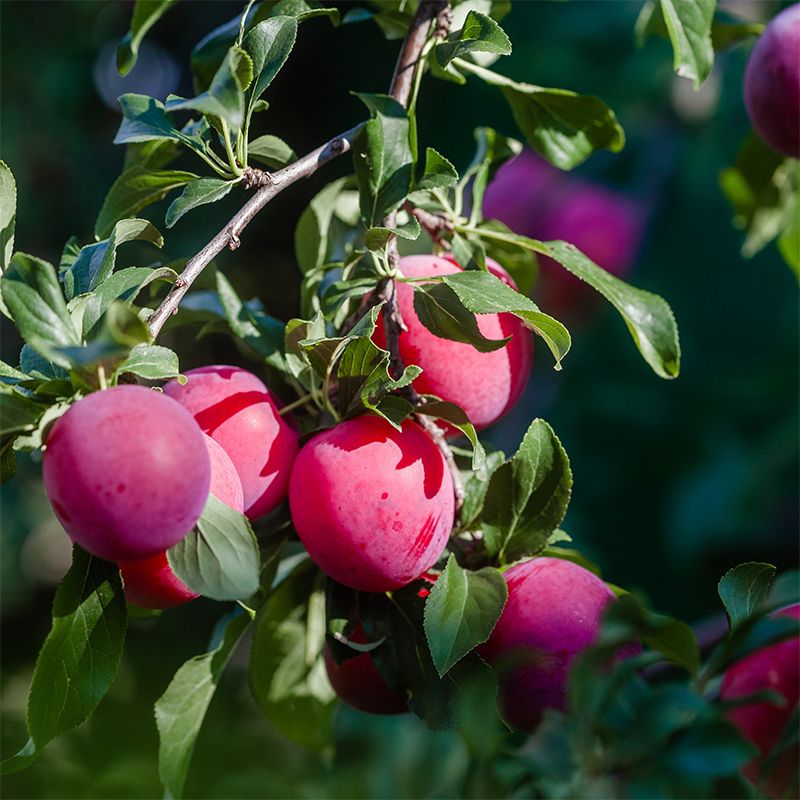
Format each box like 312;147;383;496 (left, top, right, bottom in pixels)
167;494;261;602
165;178;237;228
424;554;507;676
414;397;485;469
718;562;776;629
114;94;208;155
247;134;296;168
167;46;253;132
2;548;126;772
155;613;250;799
665;721;757;776
482;419;572;564
720;134;799;260
95;166;197;239
458;62;625;170
413;282;509;353
294;178;348;273
249;560;335;753
0;386;47;436
62;218;163;299
353;94;413;226
243;17;298;123
123;138;180;171
659;0;715;89
442;270;570;369
416;147;459;191
364;215;421;250
117;0;179;75
1;253;79;349
435;10;511;67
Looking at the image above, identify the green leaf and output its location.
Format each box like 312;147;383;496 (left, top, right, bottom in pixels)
413;283;510;353
167;46;253;132
364;215;421;250
249;560;335;753
720;134;799;260
482;419;572;564
435;10;511;67
414;397;485;469
167;494;261;601
0;385;47;436
117;0;179;75
457;61;625;170
294;178;348;273
215;272;287;370
243;17;298;123
82;266;176;336
423;554;507;676
460;127;522;225
442;270;570;369
718;562;776;629
416;147;459;191
247;134;296;169
0;160;16;304
601;593;700;674
62;218;163;299
116;343;180;380
1;547;126;774
353;94;413;226
155;613;250;799
469;226;681;379
165;178;237;228
95;166;198;239
268;0;340;24
123;138;180;171
659;0;715;89
1;253;79;349
114;94;208;155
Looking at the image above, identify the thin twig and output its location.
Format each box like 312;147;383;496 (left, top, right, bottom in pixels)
404;201;454;244
147;125;362;338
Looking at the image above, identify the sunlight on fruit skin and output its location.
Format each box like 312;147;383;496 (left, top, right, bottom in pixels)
163;365;298;520
289;415;454;592
721;604;800;799
42;385;210;562
479;557;617;732
744;4;800;158
324;625;408;715
373;255;533;431
118;434;245;609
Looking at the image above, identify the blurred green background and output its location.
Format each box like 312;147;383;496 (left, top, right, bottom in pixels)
1;1;797;797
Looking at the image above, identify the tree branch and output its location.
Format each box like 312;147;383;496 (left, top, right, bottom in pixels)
147;124;362;338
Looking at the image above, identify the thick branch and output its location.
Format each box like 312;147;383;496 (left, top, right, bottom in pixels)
147;124;362;338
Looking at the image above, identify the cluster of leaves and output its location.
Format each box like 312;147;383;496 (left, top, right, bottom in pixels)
1;0;791;797
448;562;800;799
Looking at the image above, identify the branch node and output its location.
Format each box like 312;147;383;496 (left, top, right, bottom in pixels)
242;166;273;189
330;137;345;153
228;230;241;250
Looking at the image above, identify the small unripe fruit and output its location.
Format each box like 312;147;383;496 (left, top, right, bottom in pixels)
119;434;245;609
720;604;800;798
163;365;298;520
43;386;210;562
479;557;617;731
324;625;408;715
373;255;533;431
289;415;454;592
744;4;800;157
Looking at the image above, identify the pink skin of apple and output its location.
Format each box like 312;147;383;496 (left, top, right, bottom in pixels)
373;255;533;431
163;365;298;520
744;4;800;158
119;434;245;609
324;624;408;715
43;385;210;562
288;414;454;593
720;603;800;798
478;557;620;732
